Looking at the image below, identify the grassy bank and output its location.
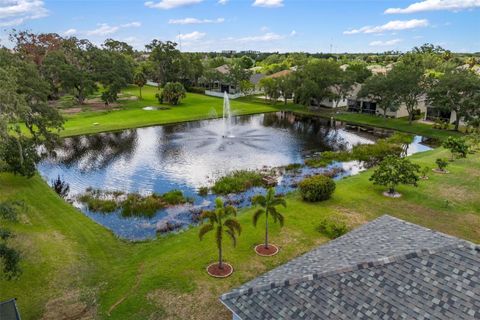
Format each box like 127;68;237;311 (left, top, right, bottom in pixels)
1;148;479;319
333;112;462;140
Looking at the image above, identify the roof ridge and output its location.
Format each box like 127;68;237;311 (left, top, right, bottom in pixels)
221;242;478;301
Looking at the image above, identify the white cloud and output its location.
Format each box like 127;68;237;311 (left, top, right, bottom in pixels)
369;39;403;46
253;0;284;8
236;32;285;42
168;17;224;24
121;21;141;28
86;22;141;36
0;0;48;26
218;0;228;4
178;31;206;41
225;30;295;43
62;28;77;36
144;0;203;10
385;0;480;14
344;19;429;35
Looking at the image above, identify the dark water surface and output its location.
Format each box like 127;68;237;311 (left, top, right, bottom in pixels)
38;112;432;240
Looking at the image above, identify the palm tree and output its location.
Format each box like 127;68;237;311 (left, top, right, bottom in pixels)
252;188;286;250
199;198;241;270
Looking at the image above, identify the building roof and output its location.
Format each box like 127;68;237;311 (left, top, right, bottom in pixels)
0;299;21;320
249;73;266;85
215;64;231;75
266;69;293;79
221;215;480;320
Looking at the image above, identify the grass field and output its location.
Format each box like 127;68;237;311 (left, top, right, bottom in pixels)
1;85;477;319
60;86;279;137
59;85;457;141
1;148;479;319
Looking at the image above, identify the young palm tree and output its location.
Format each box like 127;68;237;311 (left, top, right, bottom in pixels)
199;198;241;270
252;188;286;250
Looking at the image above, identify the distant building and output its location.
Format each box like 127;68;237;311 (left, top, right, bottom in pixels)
346;84;428;118
204;64;264;99
221;215;480;320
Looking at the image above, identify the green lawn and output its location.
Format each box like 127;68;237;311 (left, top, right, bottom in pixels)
1;148;479;319
60;86;279;137
60;86;456;141
333;113;462;140
2;86;477;319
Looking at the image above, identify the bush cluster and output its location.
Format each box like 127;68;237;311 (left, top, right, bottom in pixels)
78;189;187;217
298;175;336;202
212;170;266;195
317;217;349;239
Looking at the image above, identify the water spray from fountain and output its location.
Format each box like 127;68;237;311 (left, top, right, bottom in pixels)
223;91;234;138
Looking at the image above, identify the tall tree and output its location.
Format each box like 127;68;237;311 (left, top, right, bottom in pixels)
0;48;63;177
133;71;147;99
358;74;398;118
428;69;480;131
146;40;181;87
388;62;426;124
294;59;342;106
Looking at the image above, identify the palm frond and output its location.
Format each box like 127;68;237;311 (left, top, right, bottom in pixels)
225;228;237;247
225;205;237;217
198;224;214;240
200;210;217;224
224;218;242;235
266;188;275;201
272;197;287;208
276;212;285;227
252;208;264;227
252;194;266;207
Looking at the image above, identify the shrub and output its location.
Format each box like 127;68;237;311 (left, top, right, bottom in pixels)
157;82;186;105
187;86;206;94
370;156;420;195
162;189;186;205
352;140;403;167
420;166;430;179
443;136;468;159
0;200;25;222
298;175;336;202
51;175;70;198
317;217;349;239
0;229;21;279
212;170;265;195
198;186;209;197
121;193;165;217
78;194;118;213
305;151;352;168
436;158;449;171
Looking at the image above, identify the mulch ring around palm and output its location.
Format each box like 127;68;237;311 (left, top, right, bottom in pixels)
206;263;233;278
255;244;279;257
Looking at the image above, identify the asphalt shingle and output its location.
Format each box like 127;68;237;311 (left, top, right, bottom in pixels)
221;215;480;320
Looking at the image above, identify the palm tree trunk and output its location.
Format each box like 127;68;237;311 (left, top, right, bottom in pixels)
265;212;269;249
218;243;223;269
139;86;142;99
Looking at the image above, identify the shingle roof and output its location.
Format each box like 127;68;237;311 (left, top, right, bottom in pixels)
220;215;480;320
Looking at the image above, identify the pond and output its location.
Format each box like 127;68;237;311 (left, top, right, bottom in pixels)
38;112;432;240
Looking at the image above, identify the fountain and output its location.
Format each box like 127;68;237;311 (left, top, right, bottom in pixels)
223;91;234;138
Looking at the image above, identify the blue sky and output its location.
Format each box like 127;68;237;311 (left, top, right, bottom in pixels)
1;0;479;52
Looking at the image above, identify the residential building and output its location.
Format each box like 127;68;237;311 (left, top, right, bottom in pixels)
221;215;480;320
